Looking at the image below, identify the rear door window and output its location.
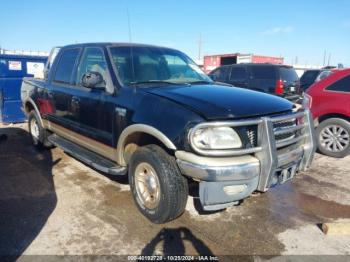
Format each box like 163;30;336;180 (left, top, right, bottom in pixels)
326;75;350;93
53;48;81;84
251;66;276;80
229;67;247;81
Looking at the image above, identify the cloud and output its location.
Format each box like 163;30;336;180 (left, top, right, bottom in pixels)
261;26;294;35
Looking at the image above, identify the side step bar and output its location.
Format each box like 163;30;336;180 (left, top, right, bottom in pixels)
48;134;126;176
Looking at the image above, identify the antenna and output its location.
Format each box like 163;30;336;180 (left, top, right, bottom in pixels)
198;33;202;60
127;8;132;43
127;7;135;82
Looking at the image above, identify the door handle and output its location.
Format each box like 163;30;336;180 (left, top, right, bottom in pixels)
71;96;80;103
71;96;80;108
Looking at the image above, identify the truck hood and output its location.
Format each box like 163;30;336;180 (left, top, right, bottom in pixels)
144;84;293;120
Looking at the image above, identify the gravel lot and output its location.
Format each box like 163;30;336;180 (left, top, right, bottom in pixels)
0;124;349;259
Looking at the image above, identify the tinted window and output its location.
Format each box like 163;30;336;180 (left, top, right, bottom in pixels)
210;66;230;81
326;75;350;92
300;70;320;84
251;66;276;79
279;67;298;82
230;67;247;81
76;47;107;85
54;48;80;84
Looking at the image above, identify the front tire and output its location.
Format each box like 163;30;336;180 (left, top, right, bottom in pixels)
316;118;350;158
128;145;188;223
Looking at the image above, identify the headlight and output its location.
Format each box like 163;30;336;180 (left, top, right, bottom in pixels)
191;127;242;150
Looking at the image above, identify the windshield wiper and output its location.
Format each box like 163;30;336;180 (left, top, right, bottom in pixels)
129;80;181;86
187;80;233;87
187;80;213;85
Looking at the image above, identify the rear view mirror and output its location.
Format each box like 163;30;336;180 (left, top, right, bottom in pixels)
82;71;105;89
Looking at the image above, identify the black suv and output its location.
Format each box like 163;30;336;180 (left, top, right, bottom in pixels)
21;43;315;223
209;63;301;102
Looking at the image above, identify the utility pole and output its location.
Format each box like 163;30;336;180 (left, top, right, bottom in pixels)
327;53;331;66
323;50;326;66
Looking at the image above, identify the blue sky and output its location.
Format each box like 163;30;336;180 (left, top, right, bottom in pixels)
0;0;349;66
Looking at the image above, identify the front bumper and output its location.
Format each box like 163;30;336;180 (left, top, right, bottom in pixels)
176;110;316;211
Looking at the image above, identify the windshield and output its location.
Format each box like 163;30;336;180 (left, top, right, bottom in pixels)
109;46;211;86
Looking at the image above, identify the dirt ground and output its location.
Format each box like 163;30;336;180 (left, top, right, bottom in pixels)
0;124;349;260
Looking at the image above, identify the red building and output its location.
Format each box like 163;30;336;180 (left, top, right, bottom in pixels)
203;53;284;73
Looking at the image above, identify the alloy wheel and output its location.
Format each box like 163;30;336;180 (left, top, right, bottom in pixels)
134;162;161;209
320;125;350;152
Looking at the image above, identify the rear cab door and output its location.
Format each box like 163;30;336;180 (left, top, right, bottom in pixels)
46;47;82;128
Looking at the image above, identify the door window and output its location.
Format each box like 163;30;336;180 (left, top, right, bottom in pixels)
326;75;350;92
76;47;107;86
76;47;108;86
251;66;276;80
53;48;80;84
229;67;247;81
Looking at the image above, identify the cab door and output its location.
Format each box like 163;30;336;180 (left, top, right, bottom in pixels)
69;47;115;146
47;48;82;128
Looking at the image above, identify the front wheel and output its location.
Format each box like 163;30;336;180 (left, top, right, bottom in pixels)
316;118;350;158
128;145;188;223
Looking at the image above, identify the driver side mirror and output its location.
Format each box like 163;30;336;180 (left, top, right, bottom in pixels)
82;71;105;89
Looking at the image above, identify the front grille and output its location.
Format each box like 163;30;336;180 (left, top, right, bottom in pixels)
273;119;297;142
272;114;305;149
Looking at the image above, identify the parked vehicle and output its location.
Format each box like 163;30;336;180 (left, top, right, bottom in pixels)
306;68;350;158
208;63;301;102
21;43;315;223
300;69;325;90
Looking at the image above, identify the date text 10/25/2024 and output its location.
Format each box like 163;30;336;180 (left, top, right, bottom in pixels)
127;255;219;261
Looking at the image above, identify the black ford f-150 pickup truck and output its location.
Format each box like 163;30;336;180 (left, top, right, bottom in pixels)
21;43;315;223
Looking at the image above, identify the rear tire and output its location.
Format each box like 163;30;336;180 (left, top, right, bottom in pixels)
128;145;188;223
316;118;350;158
28;111;51;149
